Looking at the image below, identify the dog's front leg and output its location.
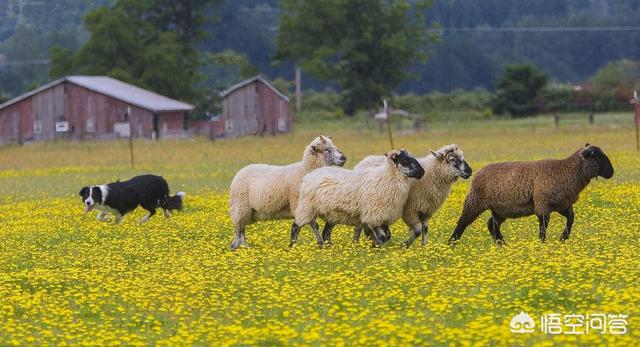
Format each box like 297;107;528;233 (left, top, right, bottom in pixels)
97;211;108;221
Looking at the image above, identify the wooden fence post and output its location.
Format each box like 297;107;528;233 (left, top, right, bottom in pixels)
630;92;640;152
127;107;134;169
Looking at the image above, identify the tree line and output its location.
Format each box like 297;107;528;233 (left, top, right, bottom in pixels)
0;0;639;117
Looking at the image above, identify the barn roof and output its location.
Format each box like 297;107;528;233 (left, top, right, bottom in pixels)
220;75;290;102
0;76;194;113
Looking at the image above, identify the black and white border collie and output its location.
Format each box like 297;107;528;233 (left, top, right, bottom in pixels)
79;174;185;224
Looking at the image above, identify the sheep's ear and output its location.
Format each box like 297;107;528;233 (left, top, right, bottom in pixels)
387;151;399;163
319;135;327;143
430;150;444;160
581;148;594;158
79;187;88;197
585;143;591;147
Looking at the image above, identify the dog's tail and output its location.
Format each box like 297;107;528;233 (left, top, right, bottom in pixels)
162;191;185;211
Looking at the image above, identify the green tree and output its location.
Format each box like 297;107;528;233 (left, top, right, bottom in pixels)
491;64;548;118
0;89;8;104
589;59;640;96
275;0;435;115
49;0;220;103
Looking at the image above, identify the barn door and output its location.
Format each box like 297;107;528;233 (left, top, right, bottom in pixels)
153;113;159;139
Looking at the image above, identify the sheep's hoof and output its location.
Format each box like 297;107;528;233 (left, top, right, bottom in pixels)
447;239;458;247
494;239;506;247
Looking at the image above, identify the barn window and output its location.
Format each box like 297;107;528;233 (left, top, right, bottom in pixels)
55;117;69;133
278;117;288;132
86;119;96;133
114;122;131;137
225;119;233;132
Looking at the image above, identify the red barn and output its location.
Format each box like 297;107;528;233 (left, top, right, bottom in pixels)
215;75;292;138
0;76;194;144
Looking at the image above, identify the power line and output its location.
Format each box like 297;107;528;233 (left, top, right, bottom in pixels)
428;26;640;33
0;59;50;66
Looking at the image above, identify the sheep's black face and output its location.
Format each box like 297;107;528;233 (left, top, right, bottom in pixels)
447;153;472;179
584;145;614;179
392;150;425;179
79;185;102;214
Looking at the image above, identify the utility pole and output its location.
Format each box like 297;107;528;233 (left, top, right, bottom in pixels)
384;99;394;150
295;66;302;113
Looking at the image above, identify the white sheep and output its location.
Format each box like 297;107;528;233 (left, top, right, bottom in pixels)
350;144;472;247
229;135;346;250
290;149;425;248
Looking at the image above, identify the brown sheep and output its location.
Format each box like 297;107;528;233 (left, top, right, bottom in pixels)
448;144;614;245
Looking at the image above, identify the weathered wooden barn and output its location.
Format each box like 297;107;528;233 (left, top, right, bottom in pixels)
0;76;194;144
215;75;292;138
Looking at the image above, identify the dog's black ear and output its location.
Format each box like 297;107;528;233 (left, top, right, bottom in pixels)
79;187;89;197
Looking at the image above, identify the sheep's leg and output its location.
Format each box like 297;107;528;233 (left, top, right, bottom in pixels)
402;224;421;248
381;225;391;243
419;212;428;246
310;220;324;249
370;226;385;247
364;228;374;240
321;222;335;245
239;227;248;247
421;222;429;246
558;207;574;241
289;222;301;248
230;226;246;250
537;213;550;243
487;213;506;246
353;226;363;243
448;200;484;245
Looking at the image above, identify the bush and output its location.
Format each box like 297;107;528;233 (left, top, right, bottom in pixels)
300;90;341;112
491;64;548;118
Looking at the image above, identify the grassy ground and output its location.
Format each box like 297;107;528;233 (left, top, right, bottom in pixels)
0;115;639;345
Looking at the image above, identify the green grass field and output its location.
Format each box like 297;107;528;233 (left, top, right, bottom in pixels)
0;115;638;345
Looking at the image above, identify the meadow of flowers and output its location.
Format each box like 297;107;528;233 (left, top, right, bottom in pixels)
0;119;638;345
